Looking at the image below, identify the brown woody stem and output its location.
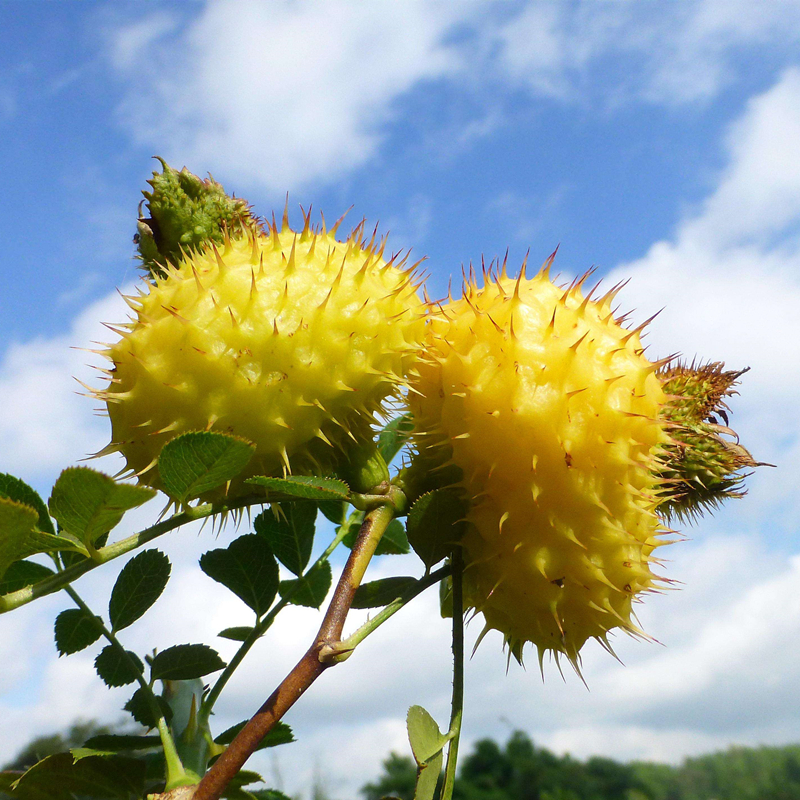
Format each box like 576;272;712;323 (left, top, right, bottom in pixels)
192;502;396;800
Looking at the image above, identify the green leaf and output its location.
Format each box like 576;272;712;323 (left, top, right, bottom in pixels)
54;608;102;656
0;559;53;595
9;752;146;800
254;503;316;576
378;413;415;464
414;750;443;800
48;467;155;547
157;431;256;502
200;534;279;615
407;706;448;765
83;734;161;751
318;499;347;525
150;644;226;681
279;560;332;608
352;576;417;609
218;625;256;642
124;687;172;728
94;645;143;687
406;489;468;568
215;721;294;750
0;498;41;581
248;791;293;800
108;549;171;632
0;473;55;535
246;475;350;501
342;517;409;556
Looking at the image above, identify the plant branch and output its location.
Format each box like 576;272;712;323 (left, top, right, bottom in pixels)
63;585;190;789
199;523;349;721
0;493;268;615
336;563;451;659
440;550;464;800
193;501;397;800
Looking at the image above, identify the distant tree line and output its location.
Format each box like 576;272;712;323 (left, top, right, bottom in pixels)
362;731;800;800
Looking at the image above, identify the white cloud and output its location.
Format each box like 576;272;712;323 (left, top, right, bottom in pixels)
109;0;483;193
0;290;132;486
498;0;800;105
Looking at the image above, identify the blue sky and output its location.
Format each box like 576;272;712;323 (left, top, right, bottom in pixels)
2;1;800;798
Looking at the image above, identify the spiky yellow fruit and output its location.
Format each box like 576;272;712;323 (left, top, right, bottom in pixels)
409;255;670;667
97;213;425;497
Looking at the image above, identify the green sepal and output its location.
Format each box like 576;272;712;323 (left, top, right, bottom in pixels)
137;158;258;279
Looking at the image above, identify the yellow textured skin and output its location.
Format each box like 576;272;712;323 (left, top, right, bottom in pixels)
410;259;669;666
98;217;424;495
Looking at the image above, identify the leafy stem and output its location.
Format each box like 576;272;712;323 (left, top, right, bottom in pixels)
61;584;191;790
193;499;400;800
0;493;268;615
198;522;350;722
440;549;464;800
334;563;452;660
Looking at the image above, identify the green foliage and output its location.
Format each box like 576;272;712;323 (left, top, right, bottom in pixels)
0;561;53;595
0;500;43;581
352;577;417;609
109;549;171;632
254;503;316;576
124;689;173;729
7;751;146;799
363;733;800;800
200;534;279;616
279;560;332;608
150;644;226;681
218;626;256;642
54;608;102;656
48;467;155;548
214;721;294;751
407;490;467;568
342;518;411;556
157;431;256;503
246;475;350;502
0;474;55;536
94;645;143;687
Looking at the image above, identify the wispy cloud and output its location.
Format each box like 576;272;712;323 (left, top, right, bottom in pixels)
498;0;800;105
109;0;486;193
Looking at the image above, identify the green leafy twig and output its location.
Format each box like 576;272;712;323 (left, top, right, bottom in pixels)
198;522;350;722
0;494;268;615
193;498;401;800
62;585;191;790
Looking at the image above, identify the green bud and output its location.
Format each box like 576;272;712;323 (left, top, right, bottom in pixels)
135;157;258;279
656;361;761;522
341;441;391;494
